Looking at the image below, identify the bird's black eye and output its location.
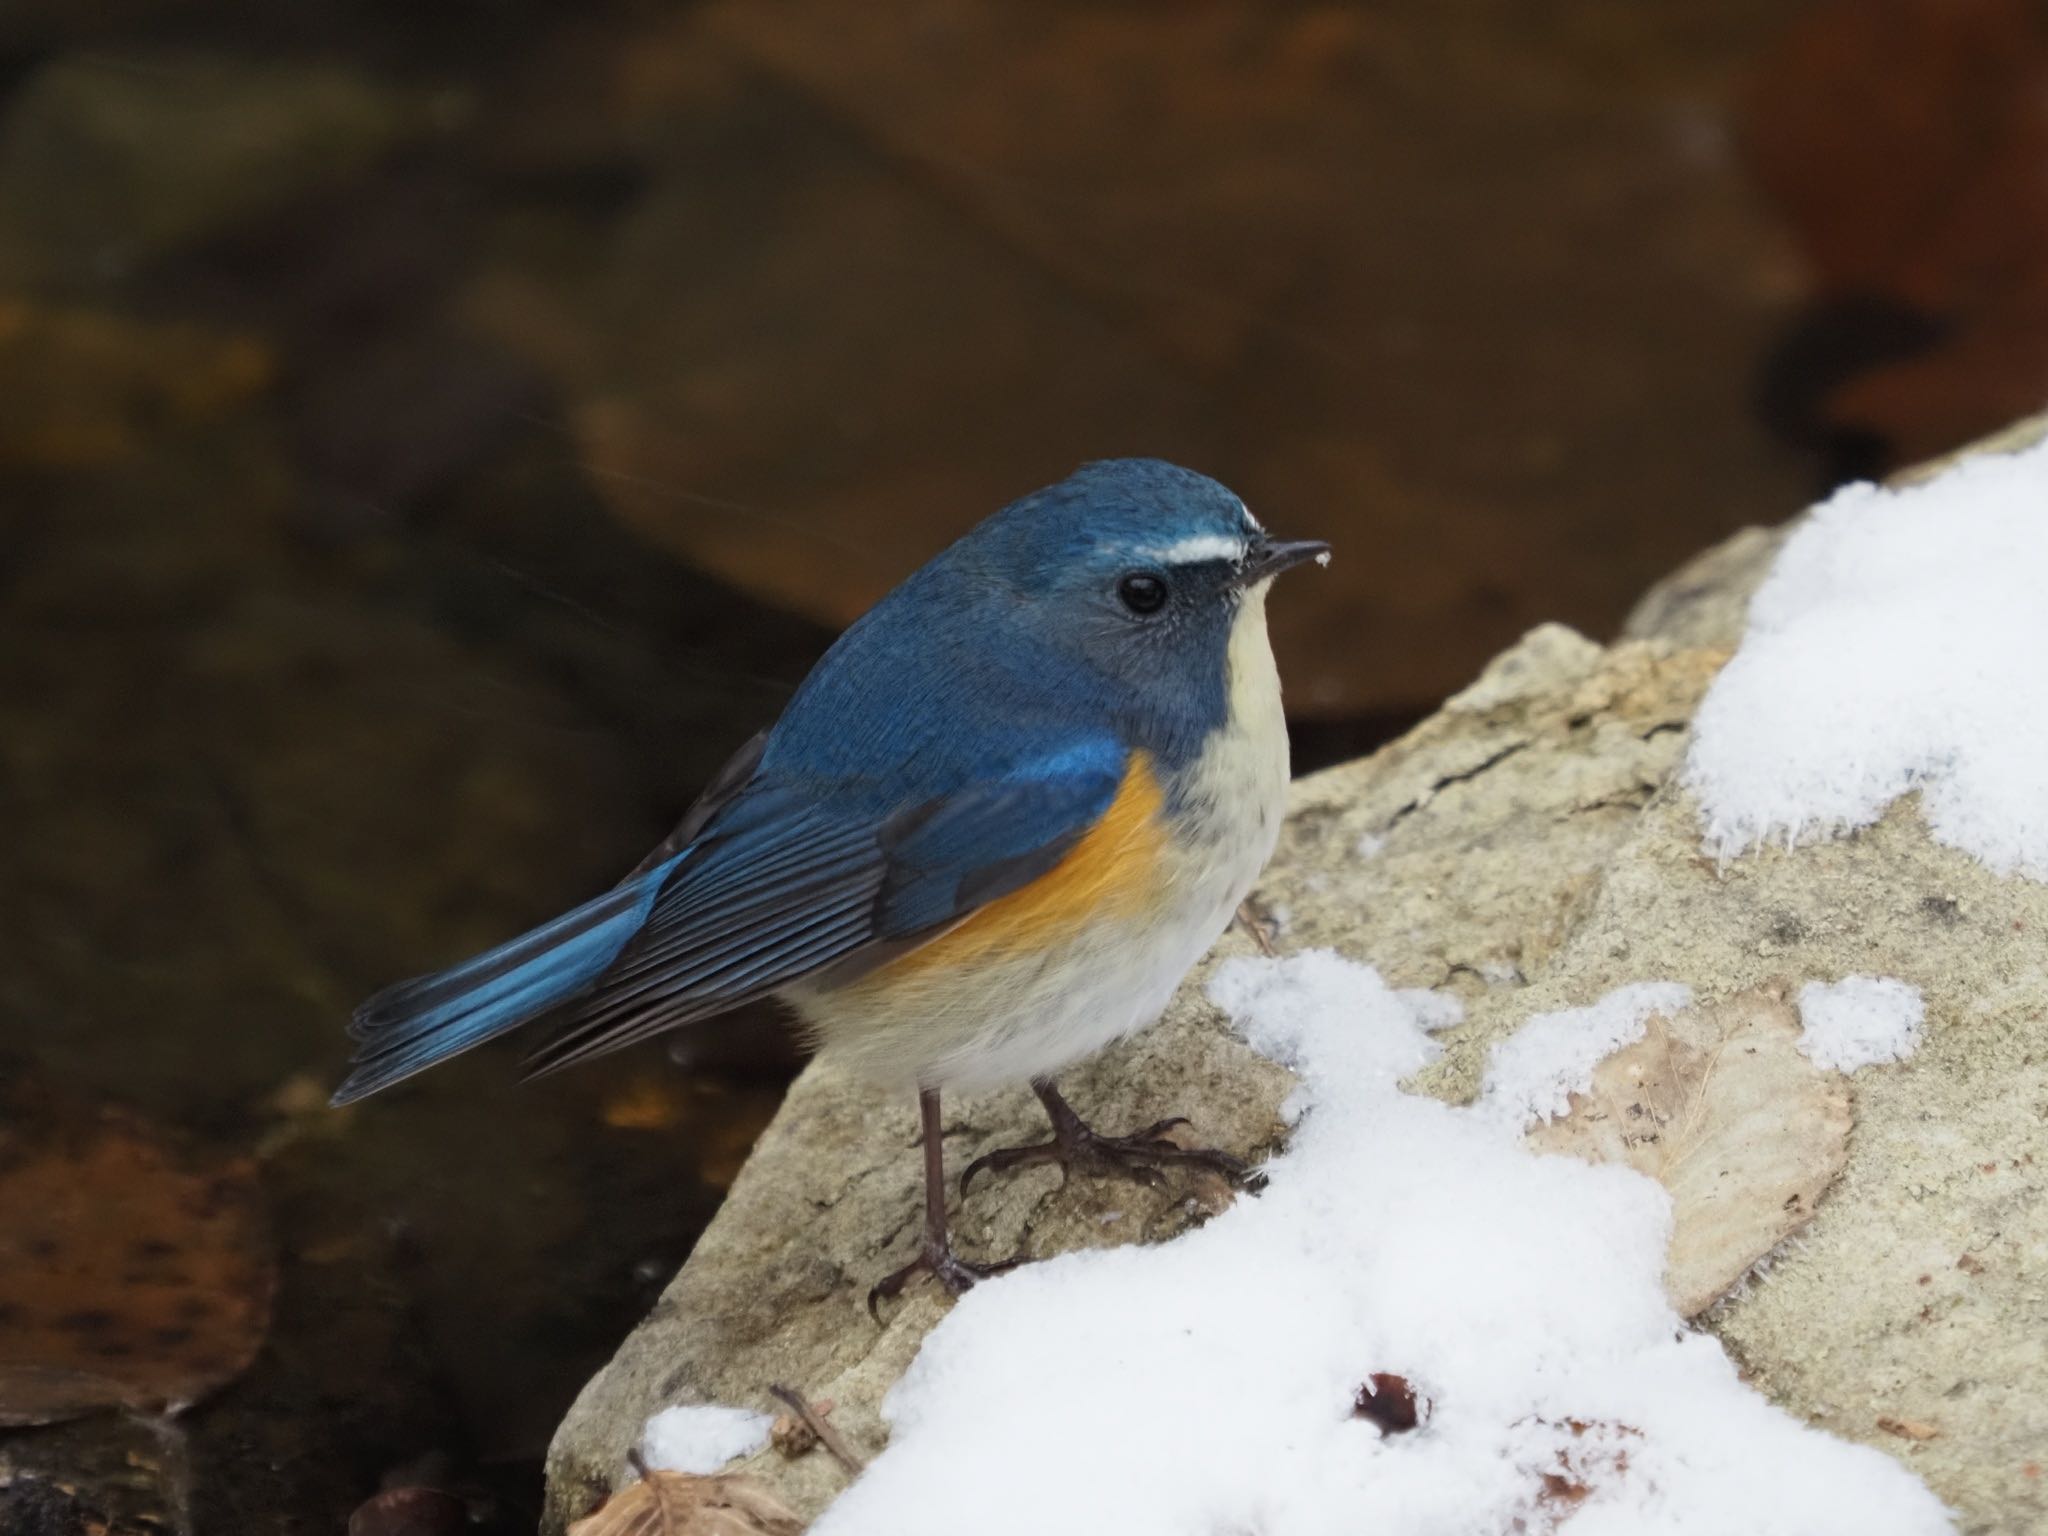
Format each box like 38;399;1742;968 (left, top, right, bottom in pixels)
1117;572;1168;615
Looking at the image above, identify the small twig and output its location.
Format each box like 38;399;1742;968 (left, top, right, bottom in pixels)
768;1383;866;1474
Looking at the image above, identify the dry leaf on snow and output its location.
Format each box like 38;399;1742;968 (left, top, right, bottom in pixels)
0;1095;274;1425
1524;986;1852;1316
1510;1417;1641;1534
568;1471;805;1536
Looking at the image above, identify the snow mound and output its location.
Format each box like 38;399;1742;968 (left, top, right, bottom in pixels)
1797;976;1926;1073
1685;440;2048;879
639;1403;773;1475
812;951;1951;1536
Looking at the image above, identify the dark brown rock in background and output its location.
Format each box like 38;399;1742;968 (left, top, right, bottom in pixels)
459;0;1808;719
1747;0;2048;474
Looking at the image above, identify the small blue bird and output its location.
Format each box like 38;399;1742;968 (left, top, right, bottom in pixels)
334;460;1327;1307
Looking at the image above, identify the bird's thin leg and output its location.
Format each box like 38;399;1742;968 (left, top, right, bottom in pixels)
960;1077;1261;1195
868;1088;1021;1319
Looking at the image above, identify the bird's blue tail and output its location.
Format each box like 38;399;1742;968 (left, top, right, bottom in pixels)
330;856;682;1106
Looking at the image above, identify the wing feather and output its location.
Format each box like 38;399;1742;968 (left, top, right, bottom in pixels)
518;737;1131;1076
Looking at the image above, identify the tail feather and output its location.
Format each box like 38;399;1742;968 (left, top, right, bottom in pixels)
330;856;681;1106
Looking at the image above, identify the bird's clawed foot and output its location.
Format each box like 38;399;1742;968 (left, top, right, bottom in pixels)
960;1079;1261;1196
867;1239;1023;1321
960;1116;1251;1193
869;1080;1262;1321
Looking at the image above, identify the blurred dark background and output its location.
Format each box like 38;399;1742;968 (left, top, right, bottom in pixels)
5;1;2046;1531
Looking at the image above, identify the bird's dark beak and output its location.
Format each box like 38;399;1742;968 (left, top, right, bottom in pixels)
1237;535;1331;586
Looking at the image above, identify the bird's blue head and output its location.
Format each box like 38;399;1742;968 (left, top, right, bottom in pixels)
762;459;1328;788
945;458;1330;761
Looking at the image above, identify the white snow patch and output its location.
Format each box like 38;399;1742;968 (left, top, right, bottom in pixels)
1355;831;1387;859
639;1403;773;1475
1685;439;2048;879
1797;976;1926;1073
1477;982;1694;1129
1395;985;1465;1035
812;952;1949;1536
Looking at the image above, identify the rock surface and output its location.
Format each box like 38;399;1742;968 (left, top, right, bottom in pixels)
546;424;2048;1533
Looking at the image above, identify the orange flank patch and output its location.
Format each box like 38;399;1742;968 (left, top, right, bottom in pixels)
882;752;1169;976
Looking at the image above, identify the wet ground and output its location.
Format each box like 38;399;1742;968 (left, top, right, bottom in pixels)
3;1;2039;1531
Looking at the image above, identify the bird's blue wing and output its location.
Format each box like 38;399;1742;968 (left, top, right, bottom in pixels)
520;735;1127;1072
870;735;1127;937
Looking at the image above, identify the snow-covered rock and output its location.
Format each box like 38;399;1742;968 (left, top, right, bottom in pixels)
546;417;2048;1534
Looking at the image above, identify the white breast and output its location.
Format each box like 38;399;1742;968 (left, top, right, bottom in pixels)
1172;578;1291;868
1135;579;1291;1002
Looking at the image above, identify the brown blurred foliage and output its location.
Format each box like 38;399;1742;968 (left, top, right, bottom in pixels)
1748;0;2048;467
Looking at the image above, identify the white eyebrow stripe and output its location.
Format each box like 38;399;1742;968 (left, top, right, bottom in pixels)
1133;534;1246;565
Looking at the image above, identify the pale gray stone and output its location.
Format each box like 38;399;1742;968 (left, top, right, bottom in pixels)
547;419;2048;1534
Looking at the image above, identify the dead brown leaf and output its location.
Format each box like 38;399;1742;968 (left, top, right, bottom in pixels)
600;1076;689;1131
0;1098;274;1425
346;1485;469;1536
567;1471;804;1536
1510;1418;1640;1534
1877;1415;1941;1442
1525;987;1852;1317
0;302;271;468
1352;1372;1427;1435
